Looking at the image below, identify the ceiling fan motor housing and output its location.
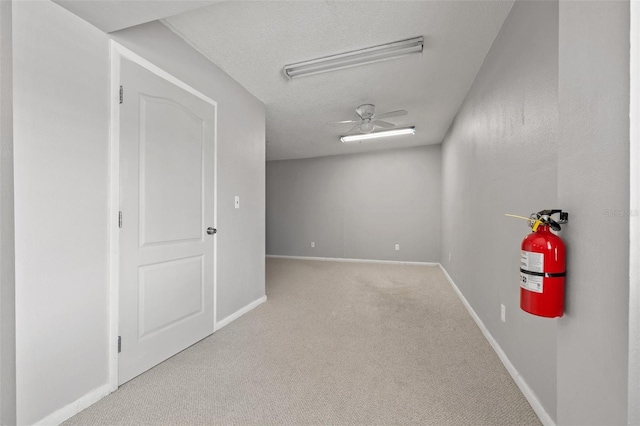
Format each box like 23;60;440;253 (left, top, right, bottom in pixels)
356;104;376;119
360;118;375;133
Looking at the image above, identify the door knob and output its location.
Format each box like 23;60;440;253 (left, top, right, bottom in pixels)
207;227;217;235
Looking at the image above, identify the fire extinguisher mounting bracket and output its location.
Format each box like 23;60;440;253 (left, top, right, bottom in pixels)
531;209;569;231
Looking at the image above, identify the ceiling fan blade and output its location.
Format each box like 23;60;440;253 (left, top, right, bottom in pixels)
329;119;359;124
344;124;360;135
373;120;395;129
374;109;408;120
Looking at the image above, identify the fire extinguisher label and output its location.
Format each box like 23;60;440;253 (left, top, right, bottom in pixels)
520;272;543;293
520;250;544;273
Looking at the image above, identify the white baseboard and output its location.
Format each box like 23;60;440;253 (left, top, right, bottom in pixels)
215;295;267;331
438;264;555;426
34;383;112;426
266;254;439;267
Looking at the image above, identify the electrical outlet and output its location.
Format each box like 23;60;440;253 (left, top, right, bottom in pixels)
311;242;315;248
501;304;506;322
395;244;400;251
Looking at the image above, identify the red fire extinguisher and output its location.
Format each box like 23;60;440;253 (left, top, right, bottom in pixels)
519;210;568;318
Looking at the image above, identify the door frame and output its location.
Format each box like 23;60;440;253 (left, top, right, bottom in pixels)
630;1;640;423
108;40;219;391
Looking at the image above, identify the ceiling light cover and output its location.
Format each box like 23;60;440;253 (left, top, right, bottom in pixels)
340;127;416;143
283;37;424;79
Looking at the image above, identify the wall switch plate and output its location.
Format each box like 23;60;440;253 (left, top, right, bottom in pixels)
395;244;400;251
311;242;315;248
501;304;506;322
234;196;240;209
449;253;452;262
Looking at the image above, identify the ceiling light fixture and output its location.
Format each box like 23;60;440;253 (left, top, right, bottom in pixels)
283;36;424;79
340;127;416;143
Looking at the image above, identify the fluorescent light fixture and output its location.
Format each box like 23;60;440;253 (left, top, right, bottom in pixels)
283;36;424;79
340;127;416;143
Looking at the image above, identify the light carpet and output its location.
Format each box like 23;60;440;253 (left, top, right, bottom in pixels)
64;258;541;425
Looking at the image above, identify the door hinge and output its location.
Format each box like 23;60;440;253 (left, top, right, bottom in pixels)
119;85;123;104
118;336;121;353
118;211;122;228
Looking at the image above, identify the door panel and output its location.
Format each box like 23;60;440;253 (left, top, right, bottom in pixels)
119;58;216;385
140;95;204;246
138;255;204;338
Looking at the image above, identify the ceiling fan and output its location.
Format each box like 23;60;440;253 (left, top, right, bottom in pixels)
330;104;408;134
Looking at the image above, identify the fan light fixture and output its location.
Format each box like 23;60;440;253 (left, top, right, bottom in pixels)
340;127;416;143
283;36;424;79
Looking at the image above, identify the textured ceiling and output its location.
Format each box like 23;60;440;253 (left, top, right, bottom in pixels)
54;0;221;33
164;1;514;160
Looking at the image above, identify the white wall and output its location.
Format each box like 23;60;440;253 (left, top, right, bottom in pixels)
557;2;630;424
440;1;558;420
11;2;265;423
0;0;16;423
441;1;632;424
266;145;441;262
111;21;266;322
12;1;111;424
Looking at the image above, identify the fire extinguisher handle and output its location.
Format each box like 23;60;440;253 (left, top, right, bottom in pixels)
535;209;569;230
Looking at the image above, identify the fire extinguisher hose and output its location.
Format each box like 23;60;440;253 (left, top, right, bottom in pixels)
504;213;541;229
505;211;567;231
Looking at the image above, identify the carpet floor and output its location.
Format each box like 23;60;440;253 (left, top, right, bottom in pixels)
64;258;541;425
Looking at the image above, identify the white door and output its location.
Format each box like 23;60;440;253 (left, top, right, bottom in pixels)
118;58;216;385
